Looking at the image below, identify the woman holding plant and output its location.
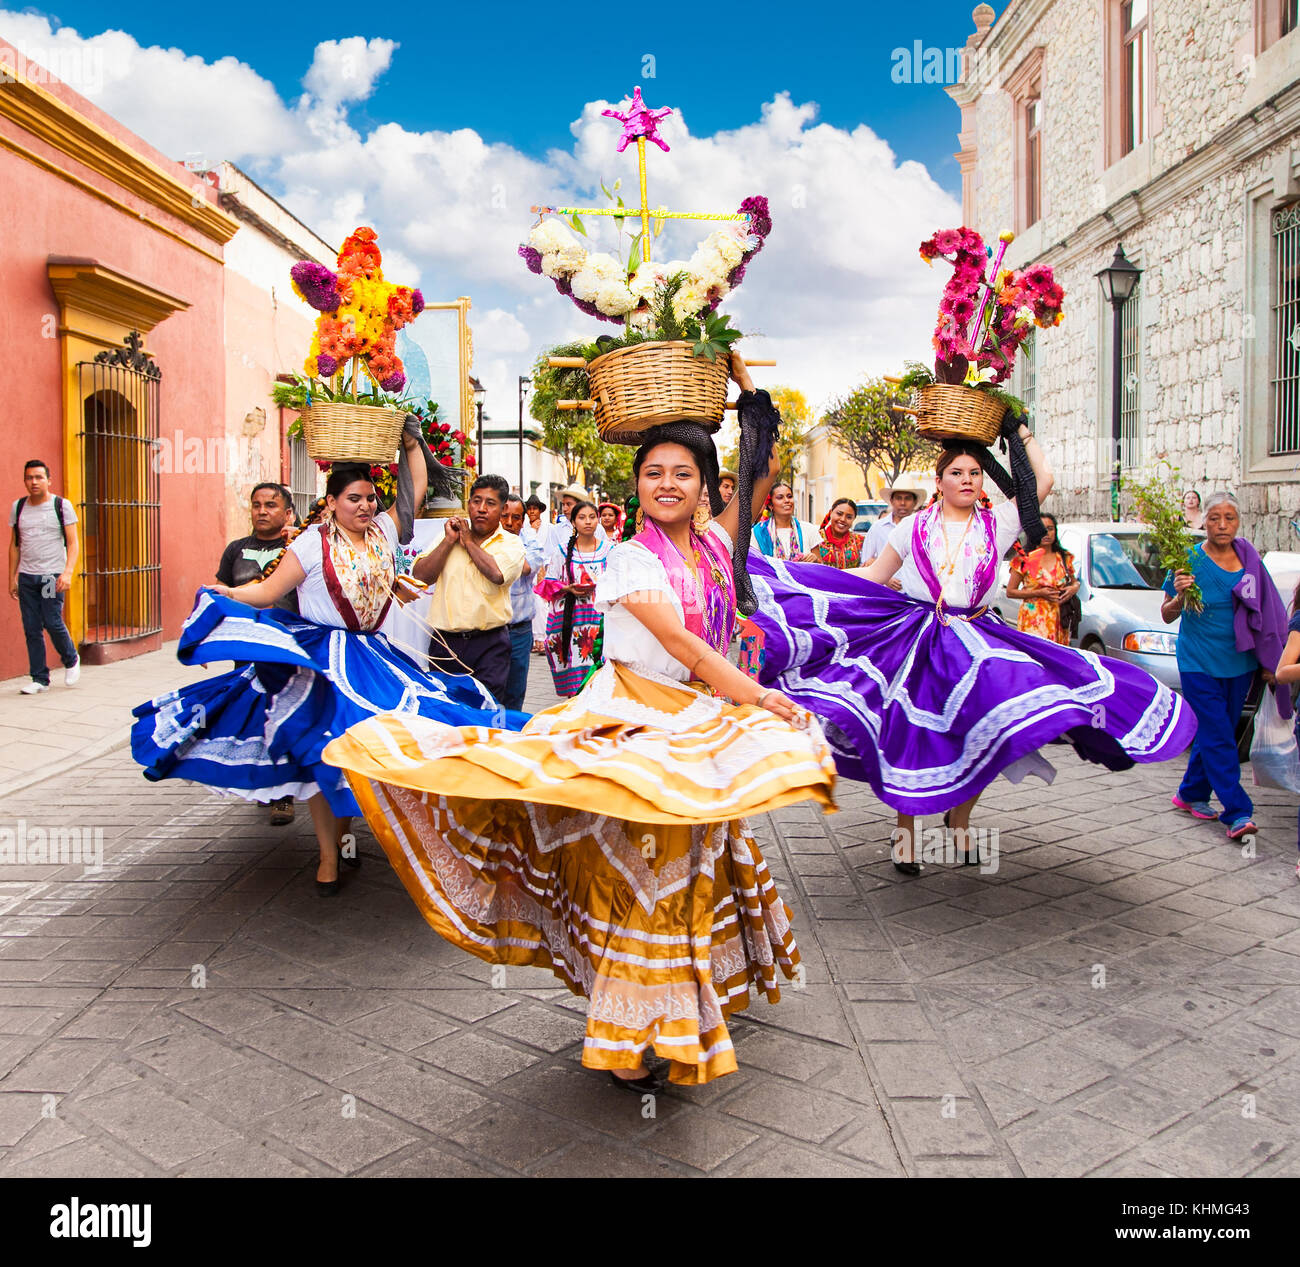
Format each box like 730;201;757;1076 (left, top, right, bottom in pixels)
1006;512;1078;644
1162;491;1290;842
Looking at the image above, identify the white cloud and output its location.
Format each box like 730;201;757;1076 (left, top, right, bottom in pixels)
0;16;962;429
301;36;397;107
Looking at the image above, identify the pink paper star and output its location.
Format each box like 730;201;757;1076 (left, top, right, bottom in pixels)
602;87;672;153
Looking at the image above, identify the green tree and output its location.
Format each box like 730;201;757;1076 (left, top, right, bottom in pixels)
529;344;635;496
823;378;939;491
722;383;811;482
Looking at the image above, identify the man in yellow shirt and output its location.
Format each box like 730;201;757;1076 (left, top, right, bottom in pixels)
413;474;525;705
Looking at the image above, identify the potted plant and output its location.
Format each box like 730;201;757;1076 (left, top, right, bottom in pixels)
286;227;426;462
898;227;1064;445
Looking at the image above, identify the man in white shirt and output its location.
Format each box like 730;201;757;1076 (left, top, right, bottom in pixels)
861;485;922;565
8;459;81;693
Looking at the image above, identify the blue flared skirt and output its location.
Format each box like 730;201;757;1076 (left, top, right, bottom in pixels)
131;589;528;817
749;556;1197;815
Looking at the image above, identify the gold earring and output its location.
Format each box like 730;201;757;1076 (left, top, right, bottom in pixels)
635;507;645;533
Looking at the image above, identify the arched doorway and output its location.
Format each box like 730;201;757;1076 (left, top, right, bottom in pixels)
77;334;161;646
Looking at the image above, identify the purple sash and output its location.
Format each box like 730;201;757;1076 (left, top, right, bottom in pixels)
634;518;735;655
911;504;999;607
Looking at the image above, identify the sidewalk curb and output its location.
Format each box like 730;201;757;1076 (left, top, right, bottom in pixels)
0;726;132;801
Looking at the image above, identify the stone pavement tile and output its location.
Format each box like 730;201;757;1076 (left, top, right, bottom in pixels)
1174;924;1262;956
1249;990;1300;1040
824;949;901;982
259;988;385;1026
1142;859;1230;888
70;1081;242;1169
639;1104;760;1172
789;853;854;877
746;987;854;1046
730;1029;843;1081
1145;1101;1289;1177
1233;947;1300;982
866;1042;965;1099
129;1030;247;1085
863;882;946;917
499;1063;677;1140
1159;891;1234;918
173;989;282;1033
1066;921;1158;955
934;1008;1055;1065
443;1102;576;1172
851;1002;939;1042
236;1013;381;1081
1062;1013;1186;1069
798;873;858;897
1119;987;1246;1033
979;1037;1109;1104
413;1030;540;1085
0;936;70;962
344;1060;492;1134
1012;872;1092;898
832;1105;905;1174
206;949;317;989
0;958;61;982
46;961;134;986
178;1139;316;1177
0;1112;82;1165
842;983;918;1003
1198;1019;1296;1078
0;1137;150;1177
1243;1147;1299;1176
485;1003;583;1054
949;885;1051;918
1076;1075;1202;1136
58;1002;161;1041
531;1139;679;1178
722;1137;882;1178
1;1038;116;1092
1005;1110;1143;1177
0;1091;55;1146
897;938;998;979
812;921;891;951
888;903;984;935
190;1062;321;1123
1213;906;1297;939
1046;891;1133;922
890;1097;1002;1157
260;1093;417;1174
970;1077;1040;1130
347;1002;459;1052
718;1070;861;1145
913;1155;1018;1176
419;988;518;1025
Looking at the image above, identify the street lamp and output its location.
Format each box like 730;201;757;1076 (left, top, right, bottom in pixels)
471;377;486;473
1095;243;1142;523
518;375;531;495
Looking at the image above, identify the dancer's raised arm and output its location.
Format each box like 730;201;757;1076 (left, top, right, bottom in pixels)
715;350;781;548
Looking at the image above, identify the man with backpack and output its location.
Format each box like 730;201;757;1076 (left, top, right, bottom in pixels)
8;459;80;694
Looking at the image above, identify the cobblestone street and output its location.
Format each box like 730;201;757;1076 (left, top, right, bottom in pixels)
1;656;1297;1179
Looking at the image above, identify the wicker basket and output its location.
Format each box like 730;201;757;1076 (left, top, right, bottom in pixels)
300;402;406;462
587;341;730;444
908;383;1008;446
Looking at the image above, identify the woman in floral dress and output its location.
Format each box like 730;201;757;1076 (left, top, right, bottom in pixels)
1006;512;1077;645
537;500;615;696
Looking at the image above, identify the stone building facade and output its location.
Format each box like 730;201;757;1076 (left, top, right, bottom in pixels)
948;0;1300;547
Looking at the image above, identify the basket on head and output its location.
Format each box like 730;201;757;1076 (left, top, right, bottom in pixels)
588;341;729;445
908;383;1007;447
300;403;407;463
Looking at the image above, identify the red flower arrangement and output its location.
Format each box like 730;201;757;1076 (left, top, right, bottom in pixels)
918;228;1064;387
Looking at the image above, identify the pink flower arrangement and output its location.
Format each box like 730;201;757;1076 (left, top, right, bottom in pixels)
920;228;1064;386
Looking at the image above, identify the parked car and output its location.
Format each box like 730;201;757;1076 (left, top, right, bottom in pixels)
853;500;889;533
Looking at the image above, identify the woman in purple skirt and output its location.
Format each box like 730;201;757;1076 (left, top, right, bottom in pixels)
749;415;1197;875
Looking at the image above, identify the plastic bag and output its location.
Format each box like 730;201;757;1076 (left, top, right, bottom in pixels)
1249;686;1300;793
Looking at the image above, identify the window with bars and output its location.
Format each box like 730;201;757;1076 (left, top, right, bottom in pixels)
1270;202;1300;455
288;432;318;521
1025;97;1042;228
1018;329;1037;431
1122;0;1149;156
1286;0;1298;36
1120;288;1142;468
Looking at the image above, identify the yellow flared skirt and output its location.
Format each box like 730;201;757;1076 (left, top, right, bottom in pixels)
323;661;837;1083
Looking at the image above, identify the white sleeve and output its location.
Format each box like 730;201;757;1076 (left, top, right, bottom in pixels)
378;514;398;552
801;520;822;549
288;528;322;575
887;514;915;563
993;500;1023;555
594;543;670;612
706;521;734;555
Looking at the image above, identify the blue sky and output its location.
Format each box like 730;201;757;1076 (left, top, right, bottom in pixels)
22;0;987;196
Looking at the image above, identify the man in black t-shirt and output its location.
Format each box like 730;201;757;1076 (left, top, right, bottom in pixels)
217;483;300;614
216;483;299;825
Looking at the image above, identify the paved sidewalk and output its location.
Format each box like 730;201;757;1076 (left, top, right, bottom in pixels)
0;646;210;799
0;651;1297;1177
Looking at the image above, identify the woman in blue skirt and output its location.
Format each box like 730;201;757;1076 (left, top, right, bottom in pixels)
132;437;518;894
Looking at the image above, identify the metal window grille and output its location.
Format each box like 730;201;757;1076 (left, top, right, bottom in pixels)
1122;0;1149;155
1286;0;1298;37
75;331;162;644
1120;288;1142;468
1271;202;1300;455
288;432;317;520
1018;329;1037;431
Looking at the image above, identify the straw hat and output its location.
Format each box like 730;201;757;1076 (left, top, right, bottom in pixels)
886;484;923;502
557;483;591;503
719;468;739;483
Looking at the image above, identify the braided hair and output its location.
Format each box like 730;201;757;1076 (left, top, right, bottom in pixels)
559;500;598;666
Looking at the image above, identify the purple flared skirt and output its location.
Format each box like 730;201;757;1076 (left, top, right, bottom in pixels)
749;556;1197;815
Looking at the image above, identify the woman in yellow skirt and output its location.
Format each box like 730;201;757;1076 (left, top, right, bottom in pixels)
323;354;836;1089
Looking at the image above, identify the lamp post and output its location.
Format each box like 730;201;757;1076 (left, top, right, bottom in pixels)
471;378;486;474
1095;243;1142;523
518;375;531;495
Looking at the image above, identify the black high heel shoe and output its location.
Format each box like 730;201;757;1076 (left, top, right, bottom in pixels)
607;1067;664;1093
